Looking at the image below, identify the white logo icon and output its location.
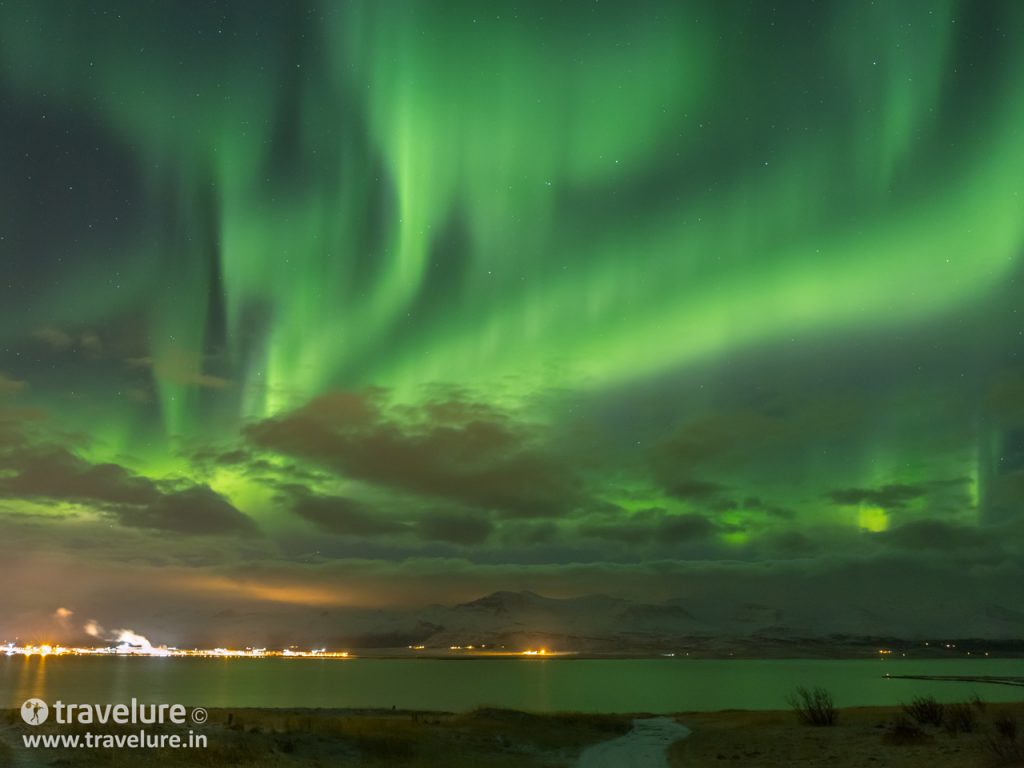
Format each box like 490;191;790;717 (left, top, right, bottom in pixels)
21;698;49;725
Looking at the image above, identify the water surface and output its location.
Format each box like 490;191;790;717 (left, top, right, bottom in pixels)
2;657;1021;713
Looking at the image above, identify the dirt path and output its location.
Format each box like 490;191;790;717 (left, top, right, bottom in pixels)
575;716;690;768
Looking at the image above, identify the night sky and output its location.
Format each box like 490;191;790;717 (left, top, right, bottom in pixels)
1;0;1023;644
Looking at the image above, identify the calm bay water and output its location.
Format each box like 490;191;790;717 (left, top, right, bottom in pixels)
2;657;1021;713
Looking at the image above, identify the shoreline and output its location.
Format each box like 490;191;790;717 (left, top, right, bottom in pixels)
6;650;1024;661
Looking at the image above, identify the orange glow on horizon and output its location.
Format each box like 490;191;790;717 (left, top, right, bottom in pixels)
183;575;353;607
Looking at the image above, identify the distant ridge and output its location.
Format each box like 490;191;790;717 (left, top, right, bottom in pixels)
400;590;1024;654
106;590;1024;653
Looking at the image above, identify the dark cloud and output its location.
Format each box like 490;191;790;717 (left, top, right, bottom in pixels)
653;412;786;472
918;477;975;516
0;408;43;449
825;484;925;509
987;370;1024;427
646;403;861;507
126;352;232;391
210;448;251;466
927;477;972;488
0;447;161;506
742;496;796;519
578;520;651;546
287;489;410;537
416;511;494;546
760;530;816;556
0;430;257;536
114;486;259;536
579;508;723;545
660;513;720;541
709;497;739;512
31;326;102;355
652;403;858;475
247;390;583;517
418;394;508;426
79;331;102;355
500;521;561;546
0;372;27;395
32;326;74;349
876;520;994;552
976;468;1024;525
189;448;325;486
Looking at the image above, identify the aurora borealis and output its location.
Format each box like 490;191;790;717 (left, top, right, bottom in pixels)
1;0;1024;643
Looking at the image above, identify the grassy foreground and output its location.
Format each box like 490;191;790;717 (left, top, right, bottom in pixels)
1;700;1022;767
0;708;629;767
670;700;1024;768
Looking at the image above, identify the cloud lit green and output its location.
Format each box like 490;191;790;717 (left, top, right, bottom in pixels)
1;0;1023;642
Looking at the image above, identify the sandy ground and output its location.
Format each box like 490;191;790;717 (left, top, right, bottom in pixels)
576;717;690;768
0;707;630;767
1;701;1021;767
669;701;1024;768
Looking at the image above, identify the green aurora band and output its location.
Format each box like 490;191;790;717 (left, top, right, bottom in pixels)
1;0;1023;585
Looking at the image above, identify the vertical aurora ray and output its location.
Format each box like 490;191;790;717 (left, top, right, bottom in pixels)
0;0;1022;539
